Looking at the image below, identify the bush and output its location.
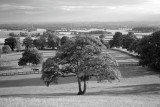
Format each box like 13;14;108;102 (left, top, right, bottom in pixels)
2;45;12;54
137;31;160;70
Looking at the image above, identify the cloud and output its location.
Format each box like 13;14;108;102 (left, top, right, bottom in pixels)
59;6;117;11
0;4;39;10
24;11;43;15
0;0;160;23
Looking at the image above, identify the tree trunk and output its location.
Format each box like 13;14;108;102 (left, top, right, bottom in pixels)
82;79;87;94
77;77;83;95
77;77;87;95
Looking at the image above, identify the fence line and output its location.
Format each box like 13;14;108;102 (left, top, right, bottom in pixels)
0;70;41;76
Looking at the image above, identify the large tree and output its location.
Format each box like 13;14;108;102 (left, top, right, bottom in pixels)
4;37;17;51
137;31;160;70
41;35;121;95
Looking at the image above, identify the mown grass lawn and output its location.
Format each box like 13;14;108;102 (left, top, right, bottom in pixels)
0;49;160;107
0;95;160;107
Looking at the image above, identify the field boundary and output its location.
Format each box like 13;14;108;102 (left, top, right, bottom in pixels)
110;48;140;58
0;70;42;76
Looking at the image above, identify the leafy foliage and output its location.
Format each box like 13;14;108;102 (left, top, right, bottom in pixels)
109;32;122;48
9;32;18;37
120;32;137;50
137;31;160;70
128;39;140;53
23;36;33;49
33;39;41;50
60;36;70;46
18;48;43;66
99;34;106;39
2;45;12;54
39;35;47;50
47;33;60;50
4;37;17;51
41;35;121;95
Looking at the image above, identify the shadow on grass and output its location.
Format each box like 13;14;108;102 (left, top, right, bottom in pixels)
119;66;160;78
0;83;160;98
87;83;160;95
0;93;77;98
0;77;78;88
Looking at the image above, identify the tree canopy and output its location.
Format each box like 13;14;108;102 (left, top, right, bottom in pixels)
137;31;160;70
18;48;43;66
23;36;33;49
4;37;17;51
41;35;121;95
60;36;70;46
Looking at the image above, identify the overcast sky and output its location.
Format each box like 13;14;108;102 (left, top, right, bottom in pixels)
0;0;160;23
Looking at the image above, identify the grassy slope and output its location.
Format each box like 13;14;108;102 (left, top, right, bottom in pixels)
0;49;160;107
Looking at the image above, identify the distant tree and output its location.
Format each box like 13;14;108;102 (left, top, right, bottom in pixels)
4;37;17;51
99;34;107;46
15;38;22;52
137;31;160;70
133;27;159;33
39;36;46;50
109;40;113;47
9;32;18;37
41;36;121;95
23;36;33;49
128;39;140;53
33;39;41;50
60;36;70;46
120;32;137;50
47;34;60;50
2;45;12;54
18;48;43;66
88;31;104;34
99;34;105;39
113;32;122;48
19;32;28;37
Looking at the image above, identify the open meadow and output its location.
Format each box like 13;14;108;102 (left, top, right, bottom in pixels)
0;50;56;74
0;49;160;107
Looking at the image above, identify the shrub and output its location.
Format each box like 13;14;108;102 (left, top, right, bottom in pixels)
2;45;12;54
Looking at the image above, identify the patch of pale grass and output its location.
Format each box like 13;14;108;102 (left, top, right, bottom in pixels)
0;95;160;107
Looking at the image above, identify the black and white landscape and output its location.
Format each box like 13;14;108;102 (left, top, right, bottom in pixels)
0;0;160;107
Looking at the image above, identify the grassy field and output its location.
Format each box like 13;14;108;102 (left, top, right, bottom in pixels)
0;50;56;74
0;49;160;107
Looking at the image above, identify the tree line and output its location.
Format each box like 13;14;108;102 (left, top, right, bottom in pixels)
0;30;71;66
109;31;160;71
